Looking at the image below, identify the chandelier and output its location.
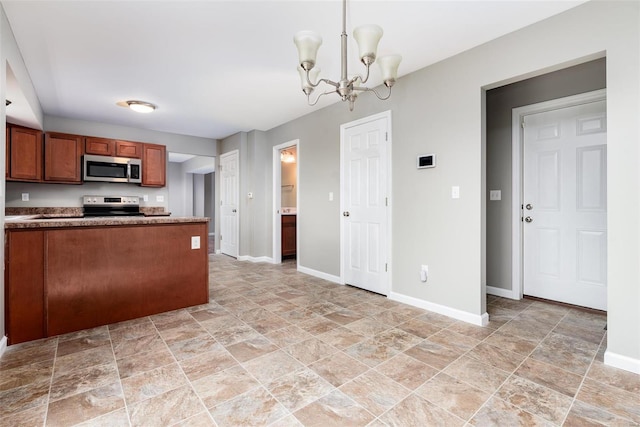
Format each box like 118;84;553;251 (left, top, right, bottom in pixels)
294;0;401;111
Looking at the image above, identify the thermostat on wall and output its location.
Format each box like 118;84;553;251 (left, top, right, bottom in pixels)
417;154;436;169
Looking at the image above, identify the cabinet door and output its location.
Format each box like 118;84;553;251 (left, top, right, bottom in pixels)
281;215;297;257
44;132;83;183
85;136;115;156
9;125;42;181
142;143;166;187
6;230;45;344
116;140;142;158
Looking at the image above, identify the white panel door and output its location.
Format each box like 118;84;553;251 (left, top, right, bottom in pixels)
523;100;607;310
342;114;390;295
220;150;239;258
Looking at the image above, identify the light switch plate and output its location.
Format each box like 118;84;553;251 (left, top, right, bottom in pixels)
143;195;149;202
490;190;502;201
329;192;334;201
451;186;460;199
191;236;200;249
21;193;29;201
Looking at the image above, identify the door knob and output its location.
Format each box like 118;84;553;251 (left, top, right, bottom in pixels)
343;211;350;217
525;204;533;210
525;216;533;223
232;209;237;213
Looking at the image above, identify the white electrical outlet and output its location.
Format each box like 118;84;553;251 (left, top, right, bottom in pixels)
329;192;334;201
191;236;201;249
420;265;428;282
489;190;502;201
143;195;149;202
21;193;29;202
452;186;460;199
156;195;164;202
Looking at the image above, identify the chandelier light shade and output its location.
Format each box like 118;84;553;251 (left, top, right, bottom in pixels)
293;0;401;111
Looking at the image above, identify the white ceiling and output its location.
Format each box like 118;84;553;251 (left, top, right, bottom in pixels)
2;1;585;140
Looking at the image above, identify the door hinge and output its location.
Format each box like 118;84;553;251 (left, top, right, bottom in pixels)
385;263;388;272
385;197;388;207
385;132;388;141
220;235;222;240
521;119;525;129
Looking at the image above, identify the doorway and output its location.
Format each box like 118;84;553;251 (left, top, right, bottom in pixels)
340;111;392;295
513;90;607;310
220;150;239;258
272;140;299;264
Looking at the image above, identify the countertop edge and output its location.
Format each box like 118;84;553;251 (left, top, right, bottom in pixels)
5;216;210;229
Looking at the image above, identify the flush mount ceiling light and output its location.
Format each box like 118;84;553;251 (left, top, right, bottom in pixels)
281;150;296;163
294;0;401;111
126;100;156;113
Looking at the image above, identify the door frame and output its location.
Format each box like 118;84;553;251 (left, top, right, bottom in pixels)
219;149;239;258
339;110;392;292
511;89;607;299
272;139;300;265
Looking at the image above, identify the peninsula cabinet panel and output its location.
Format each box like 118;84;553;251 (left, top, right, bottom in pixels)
8;125;42;181
44;132;83;183
46;224;208;336
6;230;45;344
142;143;166;187
116;140;142;158
84;136;115;156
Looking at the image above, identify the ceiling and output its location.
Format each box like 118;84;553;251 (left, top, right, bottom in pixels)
2;1;585;140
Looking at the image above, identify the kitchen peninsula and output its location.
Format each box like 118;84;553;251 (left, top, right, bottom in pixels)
5;214;209;345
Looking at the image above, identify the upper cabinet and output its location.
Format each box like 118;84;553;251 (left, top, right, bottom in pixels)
8;125;43;182
142;143;166;187
44;132;83;183
85;137;142;159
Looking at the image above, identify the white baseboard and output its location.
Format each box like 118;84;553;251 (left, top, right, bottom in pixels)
0;336;7;359
237;255;274;264
388;292;489;326
604;350;640;375
297;265;342;285
486;285;519;300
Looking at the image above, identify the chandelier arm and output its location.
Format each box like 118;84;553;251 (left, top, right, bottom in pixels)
353;84;392;100
307;89;336;106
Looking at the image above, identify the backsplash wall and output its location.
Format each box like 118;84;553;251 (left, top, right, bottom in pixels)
5;181;168;209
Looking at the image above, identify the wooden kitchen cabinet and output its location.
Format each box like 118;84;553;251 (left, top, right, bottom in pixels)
116;140;142;158
142;143;166;187
281;215;297;258
7;125;43;181
84;136;115;156
44;132;83;183
5;230;45;344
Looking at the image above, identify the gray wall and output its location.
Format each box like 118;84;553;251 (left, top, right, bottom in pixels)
486;58;606;290
219;1;640;366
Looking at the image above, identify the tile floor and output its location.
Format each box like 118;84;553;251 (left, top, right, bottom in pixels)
1;254;639;426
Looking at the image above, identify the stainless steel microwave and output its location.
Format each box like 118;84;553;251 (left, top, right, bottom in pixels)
83;154;142;184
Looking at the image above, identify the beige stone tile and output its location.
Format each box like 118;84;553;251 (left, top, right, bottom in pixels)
150;309;197;331
375;352;439;390
470;396;554;426
515;357;583;397
242;349;305;384
395;318;442;338
447;321;497;339
246;314;291;334
415;311;457;329
57;326;109;343
199;314;246;334
299;316;341;335
188;305;229;322
497;375;573;424
553;321;607;345
404;339;463;370
265;325;314;348
0;360;53;392
375;310;411;327
209;386;289;426
378;394;465;426
171;411;216;427
428;329;480;352
444;356;510;393
267;369;335;412
563;400;635;427
416;372;491;420
53;345;115;379
0;339;57;371
576;378;640;423
0;380;51;417
498;317;554;342
179;345;238;382
344;339;399;368
483;329;540;355
121;362;187;405
0;403;46;427
116;347;175;379
56;332;111;358
225;337;279;363
167;334;220;361
158;324;210;344
317;326;366;350
45;382;124;427
587;361;640;395
108;316;152;332
284;337;338;365
293;389;375;426
308;351;369;387
192;365;260;408
269;414;304;427
388;303;427;319
530;332;599;376
466;342;526;373
128;385;205;427
372;328;424;352
50;362;119;402
108;320;157;342
345;317;392;337
323;308;363;326
278;307;320;323
349;302;388;317
340;369;409;416
75;408;130;426
112;333;165;360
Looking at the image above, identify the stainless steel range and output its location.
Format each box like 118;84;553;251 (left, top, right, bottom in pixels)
83;195;144;217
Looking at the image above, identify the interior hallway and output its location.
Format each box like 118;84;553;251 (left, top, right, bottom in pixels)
0;255;638;426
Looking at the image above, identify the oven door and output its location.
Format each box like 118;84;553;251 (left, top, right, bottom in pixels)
83;155;131;183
